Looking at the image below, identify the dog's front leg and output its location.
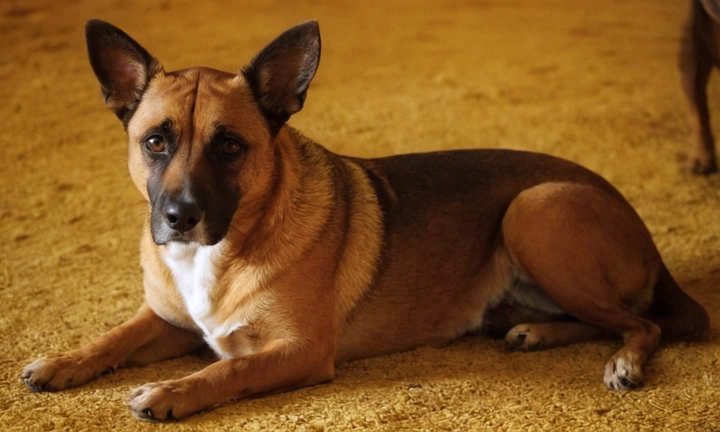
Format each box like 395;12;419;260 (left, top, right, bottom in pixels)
127;342;335;422
21;303;204;392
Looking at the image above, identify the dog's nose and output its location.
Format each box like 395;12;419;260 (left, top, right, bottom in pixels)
164;200;202;232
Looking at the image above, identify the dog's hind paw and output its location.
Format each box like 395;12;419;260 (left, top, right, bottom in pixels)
504;324;543;351
603;354;643;390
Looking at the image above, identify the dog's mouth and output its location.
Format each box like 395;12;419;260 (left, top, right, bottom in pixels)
156;230;198;245
151;220;200;246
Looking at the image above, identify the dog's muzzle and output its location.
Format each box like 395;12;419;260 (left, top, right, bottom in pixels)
150;189;207;245
147;174;238;246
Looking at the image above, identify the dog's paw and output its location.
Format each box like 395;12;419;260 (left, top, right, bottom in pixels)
603;354;643;390
504;324;543;351
20;355;96;392
128;380;203;422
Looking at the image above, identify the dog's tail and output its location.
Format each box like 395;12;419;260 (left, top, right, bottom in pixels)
649;262;710;342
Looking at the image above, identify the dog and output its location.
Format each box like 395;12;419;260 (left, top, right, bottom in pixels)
680;0;720;174
21;19;710;422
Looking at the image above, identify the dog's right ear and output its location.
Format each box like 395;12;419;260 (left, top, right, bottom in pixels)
85;19;163;123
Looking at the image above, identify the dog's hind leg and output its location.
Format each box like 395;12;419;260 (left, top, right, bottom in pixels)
501;182;665;390
504;317;660;389
505;321;613;351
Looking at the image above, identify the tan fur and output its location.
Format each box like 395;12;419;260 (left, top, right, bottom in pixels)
21;20;709;422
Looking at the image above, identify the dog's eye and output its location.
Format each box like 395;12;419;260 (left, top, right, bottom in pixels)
145;135;166;153
221;139;242;155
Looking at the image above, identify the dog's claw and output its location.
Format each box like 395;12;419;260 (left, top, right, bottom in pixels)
604;355;643;391
21;377;39;393
619;376;638;389
142;408;156;421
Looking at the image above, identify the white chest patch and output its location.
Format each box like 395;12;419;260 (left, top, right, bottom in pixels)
161;241;271;359
163;242;225;335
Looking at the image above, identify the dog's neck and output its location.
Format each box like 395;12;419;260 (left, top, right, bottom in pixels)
225;127;337;267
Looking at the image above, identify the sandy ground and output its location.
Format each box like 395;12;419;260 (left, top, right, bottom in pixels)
2;0;720;430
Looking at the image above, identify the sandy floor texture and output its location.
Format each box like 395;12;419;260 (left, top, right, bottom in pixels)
2;0;720;430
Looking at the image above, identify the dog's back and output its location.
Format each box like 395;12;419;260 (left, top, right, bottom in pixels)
331;148;709;362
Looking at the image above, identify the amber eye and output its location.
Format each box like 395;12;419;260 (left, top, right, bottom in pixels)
145;135;166;153
221;139;242;155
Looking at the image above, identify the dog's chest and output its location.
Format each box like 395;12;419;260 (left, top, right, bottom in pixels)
162;242;253;358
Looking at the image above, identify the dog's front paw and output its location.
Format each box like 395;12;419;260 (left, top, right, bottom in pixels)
128;380;203;422
505;324;543;351
21;355;96;392
603;354;643;390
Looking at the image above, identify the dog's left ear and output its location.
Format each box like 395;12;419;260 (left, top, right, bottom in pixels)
85;19;164;123
242;20;321;131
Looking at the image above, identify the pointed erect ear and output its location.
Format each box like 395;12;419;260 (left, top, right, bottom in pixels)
85;19;163;122
242;20;321;131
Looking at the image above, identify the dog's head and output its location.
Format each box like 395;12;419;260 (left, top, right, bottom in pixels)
85;20;321;246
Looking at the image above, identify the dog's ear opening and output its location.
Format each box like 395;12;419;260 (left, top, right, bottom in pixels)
242;20;321;132
85;19;163;123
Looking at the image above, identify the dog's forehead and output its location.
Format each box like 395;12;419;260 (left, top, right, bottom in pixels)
128;67;267;142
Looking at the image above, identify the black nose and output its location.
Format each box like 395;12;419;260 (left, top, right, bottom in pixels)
164;199;202;232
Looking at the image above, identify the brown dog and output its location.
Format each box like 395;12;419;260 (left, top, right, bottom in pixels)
22;20;709;421
680;0;720;174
